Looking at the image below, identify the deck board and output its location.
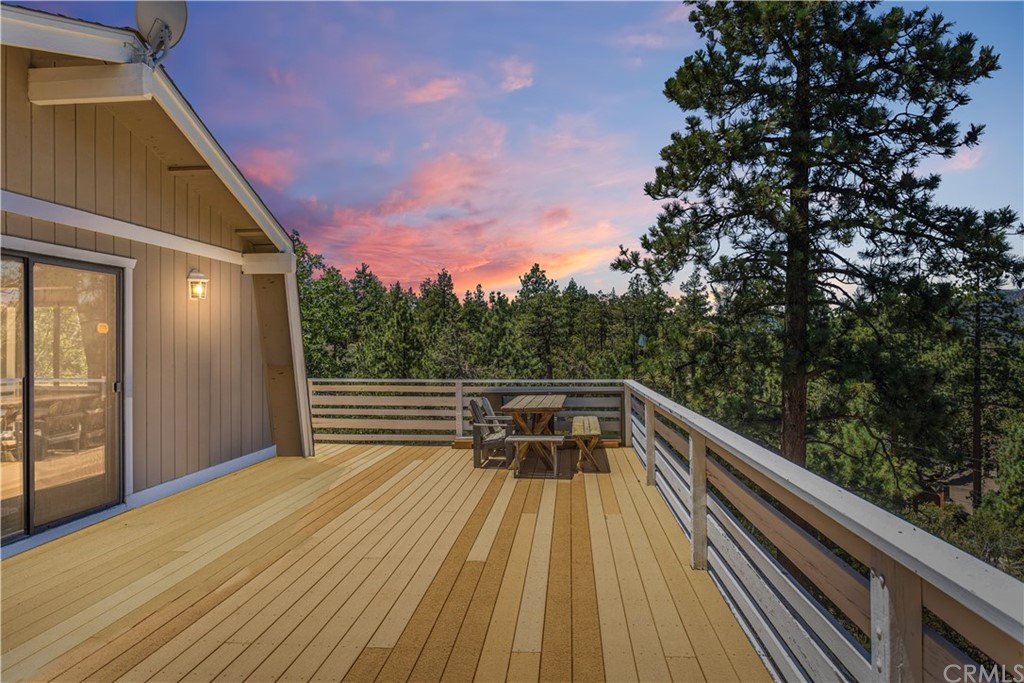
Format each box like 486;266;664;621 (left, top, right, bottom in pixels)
1;444;770;682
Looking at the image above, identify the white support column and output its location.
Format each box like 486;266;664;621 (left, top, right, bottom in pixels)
645;399;656;486
689;431;708;570
623;385;633;447
870;549;923;682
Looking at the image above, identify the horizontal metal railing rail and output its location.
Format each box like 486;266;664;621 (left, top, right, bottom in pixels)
307;378;624;444
623;380;1024;683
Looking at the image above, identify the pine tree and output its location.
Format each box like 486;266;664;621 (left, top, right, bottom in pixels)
616;1;1003;465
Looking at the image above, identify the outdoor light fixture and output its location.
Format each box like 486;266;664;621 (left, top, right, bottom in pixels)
187;268;208;300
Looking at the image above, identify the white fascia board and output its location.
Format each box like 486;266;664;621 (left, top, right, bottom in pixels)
0;4;143;63
241;252;296;275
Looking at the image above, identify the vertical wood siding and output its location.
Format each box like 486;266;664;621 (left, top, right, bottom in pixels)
1;46;274;491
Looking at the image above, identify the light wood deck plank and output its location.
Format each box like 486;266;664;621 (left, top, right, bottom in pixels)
583;473;638;683
34;447;421;682
132;449;457;682
616;447;771;681
0;444;769;683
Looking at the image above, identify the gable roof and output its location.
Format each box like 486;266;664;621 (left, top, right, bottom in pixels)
0;3;293;255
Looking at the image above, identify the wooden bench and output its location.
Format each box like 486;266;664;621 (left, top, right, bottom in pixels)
572;415;602;472
506;435;563;478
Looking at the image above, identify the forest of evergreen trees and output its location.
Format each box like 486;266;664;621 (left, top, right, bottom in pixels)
293;2;1024;580
293;233;1024;579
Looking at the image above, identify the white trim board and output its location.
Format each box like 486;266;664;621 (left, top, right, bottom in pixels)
0;4;142;63
0;445;277;559
0;233;137;269
2;191;244;265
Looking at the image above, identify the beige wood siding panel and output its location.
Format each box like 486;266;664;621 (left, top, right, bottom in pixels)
160;247;176;483
112;118;131;222
94;105;114;253
230;264;242;460
240;271;253;456
53;104;76;245
145;243;162;489
75;105;96;256
132;239;148;492
5;47;33;238
174;250;187;478
198;254;212;471
2;47;277;491
30;77;55;244
220;258;232;465
1;48;7;191
208;258;223;466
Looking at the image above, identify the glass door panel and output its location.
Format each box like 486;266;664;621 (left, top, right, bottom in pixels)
31;262;119;528
1;258;26;540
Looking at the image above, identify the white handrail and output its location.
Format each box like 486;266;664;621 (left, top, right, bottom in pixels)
624;379;1024;649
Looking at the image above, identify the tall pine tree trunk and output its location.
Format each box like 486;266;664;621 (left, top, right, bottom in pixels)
782;28;812;468
971;295;983;506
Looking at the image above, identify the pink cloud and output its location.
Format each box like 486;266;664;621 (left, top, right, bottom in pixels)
379;153;491;215
541;207;573;229
500;57;534;92
662;5;691;23
238;147;300;190
405;77;463;104
616;32;672;49
251;100;659;294
945;147;983;172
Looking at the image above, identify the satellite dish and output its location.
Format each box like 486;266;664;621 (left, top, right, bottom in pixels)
135;1;187;65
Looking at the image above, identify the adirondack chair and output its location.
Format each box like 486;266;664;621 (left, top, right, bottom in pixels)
470;398;513;468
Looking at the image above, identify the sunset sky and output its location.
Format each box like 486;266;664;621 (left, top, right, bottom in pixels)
17;1;1024;295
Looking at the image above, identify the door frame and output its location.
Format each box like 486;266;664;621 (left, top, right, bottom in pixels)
0;235;135;541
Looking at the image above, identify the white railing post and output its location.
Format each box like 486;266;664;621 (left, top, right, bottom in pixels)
454;380;464;438
622;384;633;447
689;431;707;570
870;550;923;682
645;398;656;486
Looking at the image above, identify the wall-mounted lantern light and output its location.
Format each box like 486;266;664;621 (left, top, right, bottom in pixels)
187;268;208;300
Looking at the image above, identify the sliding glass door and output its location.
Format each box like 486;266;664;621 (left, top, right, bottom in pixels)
1;258;26;541
0;253;122;542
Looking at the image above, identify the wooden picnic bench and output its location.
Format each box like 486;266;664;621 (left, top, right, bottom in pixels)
572;415;602;472
506;434;563;478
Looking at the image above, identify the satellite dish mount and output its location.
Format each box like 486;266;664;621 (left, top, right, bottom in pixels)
135;1;188;67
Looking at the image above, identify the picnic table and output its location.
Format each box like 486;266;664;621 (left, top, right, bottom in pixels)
500;394;567;474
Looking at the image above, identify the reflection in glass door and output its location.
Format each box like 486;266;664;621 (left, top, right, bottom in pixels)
31;262;120;529
1;258;26;541
0;253;121;543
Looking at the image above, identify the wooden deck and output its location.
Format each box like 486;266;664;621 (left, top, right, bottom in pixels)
0;444;770;682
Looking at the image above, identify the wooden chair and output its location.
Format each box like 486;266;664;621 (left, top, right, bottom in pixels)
470;398;513;468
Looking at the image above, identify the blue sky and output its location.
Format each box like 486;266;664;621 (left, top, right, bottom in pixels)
15;1;1024;294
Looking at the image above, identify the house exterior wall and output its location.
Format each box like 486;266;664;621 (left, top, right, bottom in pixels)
1;45;275;493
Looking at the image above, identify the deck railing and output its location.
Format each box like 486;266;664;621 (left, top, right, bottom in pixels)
307;378;624;444
308;378;1024;682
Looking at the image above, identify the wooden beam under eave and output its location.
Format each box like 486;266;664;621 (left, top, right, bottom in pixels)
28;63;153;106
167;165;214;178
